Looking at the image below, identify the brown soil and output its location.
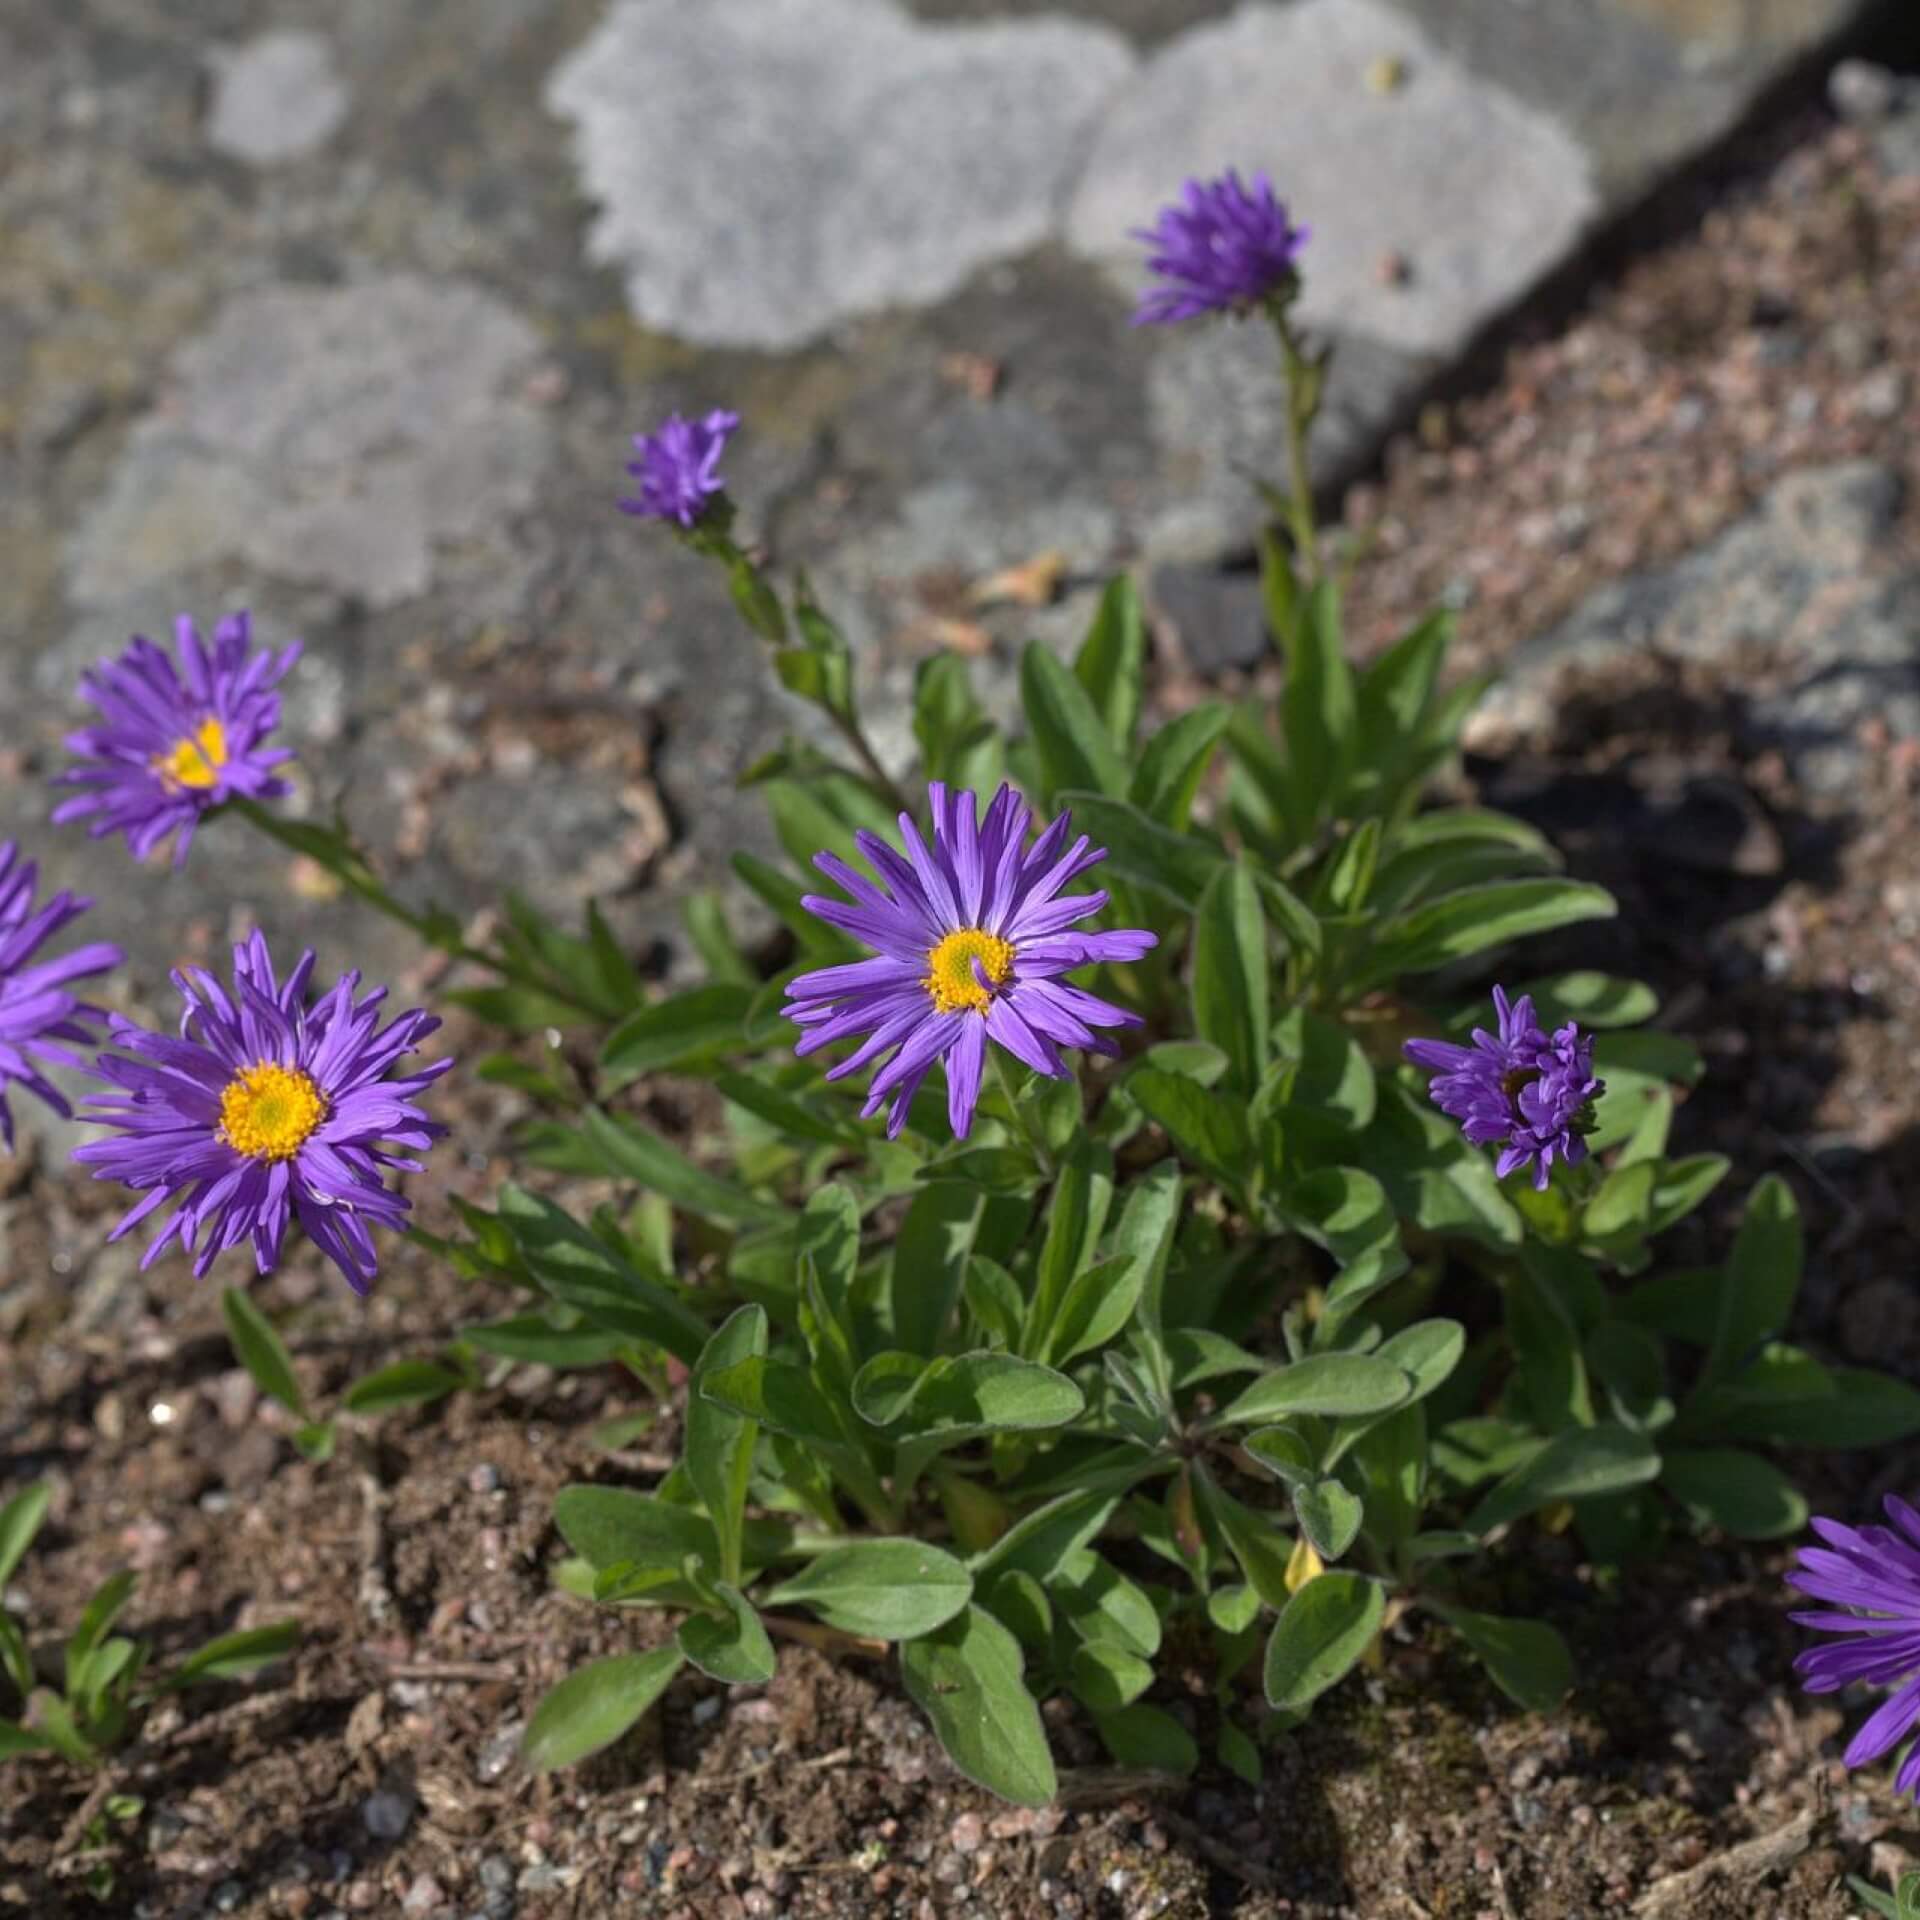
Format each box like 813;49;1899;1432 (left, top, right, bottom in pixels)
7;100;1920;1920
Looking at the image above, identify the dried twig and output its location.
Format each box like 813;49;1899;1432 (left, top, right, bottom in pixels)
1151;1807;1283;1894
1633;1792;1825;1917
702;1744;854;1789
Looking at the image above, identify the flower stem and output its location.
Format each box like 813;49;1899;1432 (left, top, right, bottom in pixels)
991;1047;1056;1180
1268;301;1322;588
829;709;912;821
228;796;601;1018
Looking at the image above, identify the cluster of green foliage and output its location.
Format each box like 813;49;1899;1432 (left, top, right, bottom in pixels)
341;535;1919;1805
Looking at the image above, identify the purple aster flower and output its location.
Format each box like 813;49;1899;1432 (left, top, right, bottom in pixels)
74;932;450;1295
0;844;122;1151
785;783;1157;1140
1788;1499;1920;1798
53;612;300;866
1131;169;1309;326
1403;986;1603;1191
619;409;740;527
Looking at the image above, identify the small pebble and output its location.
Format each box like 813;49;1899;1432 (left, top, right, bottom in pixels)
475;1722;523;1783
362;1787;416;1841
467;1463;502;1495
1829;58;1901;124
478;1856;515;1893
691;1694;722;1726
212;1889;245;1915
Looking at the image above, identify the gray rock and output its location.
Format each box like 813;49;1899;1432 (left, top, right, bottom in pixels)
206;31;351;166
544;0;1134;349
1150;563;1267;675
1144;315;1422;560
1828;58;1903;124
66;276;550;610
362;1785;416;1841
1065;0;1599;359
1474;462;1918;799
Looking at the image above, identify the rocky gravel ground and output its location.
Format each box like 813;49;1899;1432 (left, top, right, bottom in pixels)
5;5;1920;1919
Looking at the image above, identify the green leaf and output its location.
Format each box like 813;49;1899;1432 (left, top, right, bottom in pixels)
1192;861;1270;1094
522;1647;684;1771
1322;1320;1465;1469
1714;1365;1920;1450
1584;1322;1674;1433
1051;792;1224;910
1466;1425;1661;1536
1271;1008;1375;1132
1702;1174;1802;1390
852;1352;1083;1437
65;1572;137;1699
1431;1606;1573;1713
601;984;753;1086
1094;1703;1199;1776
1217;1718;1262;1786
0;1720;51;1759
767;1541;973;1640
1263;1572;1383;1712
1131;705;1229;830
1071;1641;1154;1713
1646;1155;1731;1235
892;1184;985;1358
1073;576;1147;752
1355;609;1450;771
1294;1480;1364;1561
1277;572;1357;826
732;852;859;960
1195;1472;1296;1608
464;1314;627;1369
552;1486;717;1576
973;1488;1120;1585
1512;973;1658;1030
1366;881;1616;983
1347;1405;1425;1552
1660;1448;1809;1540
340;1360;462;1417
578;1108;788;1230
901;1606;1057;1807
27;1689;97;1768
713;1070;859;1150
701;1357;846;1449
168;1620;300;1688
1220;1354;1412;1426
1584;1161;1657;1241
686;1306;768;1588
0;1482;51;1595
1362;1083;1522;1251
493;1187;711;1367
1044;1255;1145;1369
1127;1067;1251;1192
1022;643;1129;806
677;1584;776;1685
220;1289;308;1422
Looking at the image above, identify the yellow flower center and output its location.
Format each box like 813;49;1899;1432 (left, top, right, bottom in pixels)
923;928;1016;1016
152;717;230;793
218;1062;326;1162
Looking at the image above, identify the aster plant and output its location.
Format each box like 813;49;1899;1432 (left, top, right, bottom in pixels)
1791;1499;1920;1799
27;183;1920;1830
0;843;121;1150
75;933;449;1295
53;612;299;865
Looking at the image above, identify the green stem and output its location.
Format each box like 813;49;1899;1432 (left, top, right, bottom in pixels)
1269;301;1322;588
829;709;912;821
990;1048;1056;1181
228;796;600;1018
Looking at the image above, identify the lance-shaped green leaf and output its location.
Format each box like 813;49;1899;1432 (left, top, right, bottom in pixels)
1263;1571;1383;1712
1465;1424;1661;1537
578;1107;788;1230
1073;576;1147;752
0;1482;51;1594
1022;643;1129;805
1430;1605;1573;1713
765;1540;972;1640
1132;705;1230;829
1126;1068;1251;1194
686;1306;768;1587
1220;1353;1412;1427
1701;1175;1802;1391
1192;861;1269;1094
902;1606;1057;1808
701;1356;846;1450
892;1183;985;1358
1660;1448;1808;1541
601;984;754;1086
1363;881;1616;984
167;1621;300;1689
341;1360;463;1416
553;1486;719;1577
972;1488;1120;1585
1095;1702;1199;1776
221;1288;308;1422
522;1647;684;1771
851;1352;1083;1438
1052;792;1224;910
